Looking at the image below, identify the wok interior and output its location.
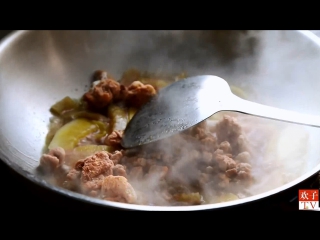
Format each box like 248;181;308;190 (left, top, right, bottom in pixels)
1;30;320;208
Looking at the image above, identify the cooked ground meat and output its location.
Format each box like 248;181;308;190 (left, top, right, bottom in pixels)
101;175;137;203
66;169;81;181
39;147;65;173
113;164;127;177
216;155;237;171
77;151;114;196
40;69;255;206
43;114;253;205
83;78;156;110
80;151;114;182
83;78;127;109
63;151;131;198
40;154;60;173
107;150;123;165
215;115;243;151
125;81;157;108
105;130;123;148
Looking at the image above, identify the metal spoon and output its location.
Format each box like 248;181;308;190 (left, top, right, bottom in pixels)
121;75;320;148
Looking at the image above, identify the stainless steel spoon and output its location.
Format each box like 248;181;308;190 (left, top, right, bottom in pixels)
121;75;320;148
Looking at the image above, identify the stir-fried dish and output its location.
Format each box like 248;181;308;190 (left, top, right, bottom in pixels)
37;68;306;206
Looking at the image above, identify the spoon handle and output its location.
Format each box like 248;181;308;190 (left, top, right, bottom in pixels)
225;94;320;128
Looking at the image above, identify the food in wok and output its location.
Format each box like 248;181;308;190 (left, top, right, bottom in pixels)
37;68;311;206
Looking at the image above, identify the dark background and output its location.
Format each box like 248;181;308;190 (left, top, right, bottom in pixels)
0;30;319;214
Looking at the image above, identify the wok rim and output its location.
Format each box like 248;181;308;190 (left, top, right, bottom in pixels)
0;30;319;211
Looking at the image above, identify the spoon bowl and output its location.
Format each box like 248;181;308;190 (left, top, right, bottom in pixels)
121;75;320;148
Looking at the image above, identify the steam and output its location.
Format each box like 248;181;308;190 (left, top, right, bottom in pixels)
113;30;320;204
38;30;320;205
126;111;317;205
113;31;319;204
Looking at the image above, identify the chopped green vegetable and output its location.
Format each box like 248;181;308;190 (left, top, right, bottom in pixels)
60;110;109;123
108;104;129;133
92;120;109;140
67;144;112;166
217;193;239;202
45;117;64;146
48;118;100;150
173;192;202;205
138;78;170;89
128;107;137;121
50;96;79;116
73;144;112;154
174;72;188;81
230;85;247;99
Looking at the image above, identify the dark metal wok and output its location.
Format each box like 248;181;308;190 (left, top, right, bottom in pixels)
0;30;320;211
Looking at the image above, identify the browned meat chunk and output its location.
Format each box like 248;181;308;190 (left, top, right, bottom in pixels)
101;175;137;203
201;136;218;150
237;162;251;172
225;168;238;178
219;141;232;153
40;154;60;173
39;147;65;173
105;130;123;148
82;178;104;197
113;164;127;178
63;169;80;189
75;159;85;170
238;171;251;180
81;151;114;182
236;163;252;180
107;150;123;165
212;149;232;162
49;147;65;163
75;151;115;195
225;162;252;180
126;81;156;108
64;151;126;196
192;122;208;140
215;155;236;171
212;149;224;158
83;79;127;109
215;115;242;150
68;151;114;197
66;169;81;181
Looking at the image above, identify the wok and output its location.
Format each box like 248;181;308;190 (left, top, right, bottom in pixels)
0;30;320;211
